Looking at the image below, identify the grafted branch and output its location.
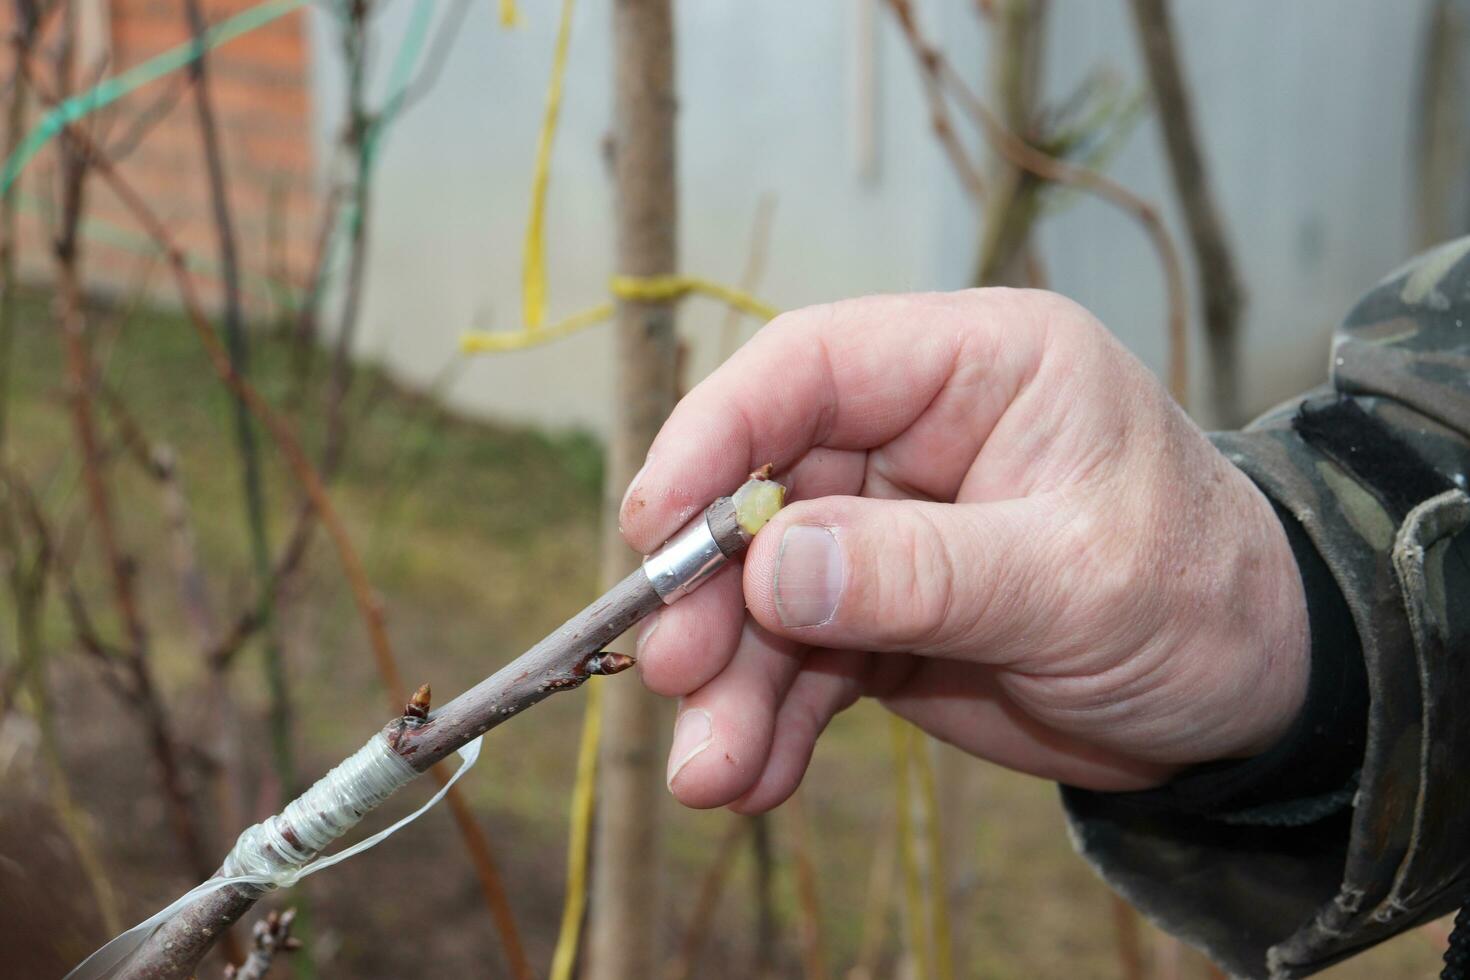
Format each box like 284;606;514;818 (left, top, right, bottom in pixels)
108;493;752;980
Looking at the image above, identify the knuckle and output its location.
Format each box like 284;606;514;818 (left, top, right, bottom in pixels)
1056;491;1165;649
871;509;963;650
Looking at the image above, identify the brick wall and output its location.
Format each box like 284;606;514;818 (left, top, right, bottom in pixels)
5;0;318;316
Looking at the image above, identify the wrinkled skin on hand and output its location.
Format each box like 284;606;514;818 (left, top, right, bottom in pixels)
620;289;1309;810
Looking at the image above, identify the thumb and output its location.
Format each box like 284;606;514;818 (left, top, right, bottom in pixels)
742;495;1048;660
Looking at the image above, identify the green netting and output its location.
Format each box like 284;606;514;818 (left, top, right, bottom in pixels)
0;0;306;195
1;0;448;305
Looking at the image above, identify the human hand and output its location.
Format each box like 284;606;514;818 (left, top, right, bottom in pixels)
620;289;1309;810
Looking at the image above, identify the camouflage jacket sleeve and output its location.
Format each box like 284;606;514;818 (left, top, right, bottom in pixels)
1060;237;1470;979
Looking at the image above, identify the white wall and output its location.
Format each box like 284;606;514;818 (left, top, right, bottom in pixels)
309;0;1439;435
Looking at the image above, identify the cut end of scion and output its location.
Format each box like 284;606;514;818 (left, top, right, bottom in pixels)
733;466;786;536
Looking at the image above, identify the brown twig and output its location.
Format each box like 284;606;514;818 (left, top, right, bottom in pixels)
886;0;1190;405
100;386;217;645
207;503;314;670
751;813;778;979
50;95;215;887
98;380;251;850
0;470;50;714
665;817;750;980
1128;0;1244;423
886;0;986;203
182;0;299;800
6;476;136;697
786;789;830;980
951;77;1188;403
285;185;344;406
850;805;898;980
0;467;124;938
319;0;374;477
304;9;534;965
106;73;193;164
0;13;40;457
222;908;302;980
14;64;529;977
105;143;529;980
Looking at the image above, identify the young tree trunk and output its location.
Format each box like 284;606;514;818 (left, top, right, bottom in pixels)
1128;0;1245;425
1416;0;1470;247
587;2;680;978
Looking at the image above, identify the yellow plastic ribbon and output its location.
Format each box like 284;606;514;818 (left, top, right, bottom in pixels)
912;730;955;980
890;718;955;980
475;10;785;974
521;0;577;329
461;276;779;354
462;302;613;354
609;274;780;321
483;0;779;357
548;678;603;980
892;718;933;980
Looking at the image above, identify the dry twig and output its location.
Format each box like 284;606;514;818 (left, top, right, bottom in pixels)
887;1;986;203
222;908;302;980
665;818;749;980
787;789;830;980
182;0;298;800
13;53;530;975
886;0;1190;404
52;109;214;887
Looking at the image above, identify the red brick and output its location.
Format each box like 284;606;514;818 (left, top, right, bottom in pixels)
5;0;320;315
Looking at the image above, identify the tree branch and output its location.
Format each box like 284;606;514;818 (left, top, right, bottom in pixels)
222;908;302;980
50;81;215;888
182;0;299;798
11;58;529;976
884;0;986;203
887;0;1190;405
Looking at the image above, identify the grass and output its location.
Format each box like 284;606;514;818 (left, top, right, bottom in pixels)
0;289;1447;978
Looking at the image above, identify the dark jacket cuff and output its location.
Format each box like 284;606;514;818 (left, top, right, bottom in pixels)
1062;399;1470;978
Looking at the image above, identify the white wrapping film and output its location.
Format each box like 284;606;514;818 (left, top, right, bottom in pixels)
65;732;482;980
222;731;417;880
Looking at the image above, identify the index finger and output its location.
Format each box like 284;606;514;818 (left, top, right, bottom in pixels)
619;290;1023;553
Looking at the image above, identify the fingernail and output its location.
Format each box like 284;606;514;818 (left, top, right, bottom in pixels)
667;708;712;787
637;612;660;654
620;456;652;515
775;525;845;628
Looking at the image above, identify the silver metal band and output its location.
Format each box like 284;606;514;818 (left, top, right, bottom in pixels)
643;510;728;604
